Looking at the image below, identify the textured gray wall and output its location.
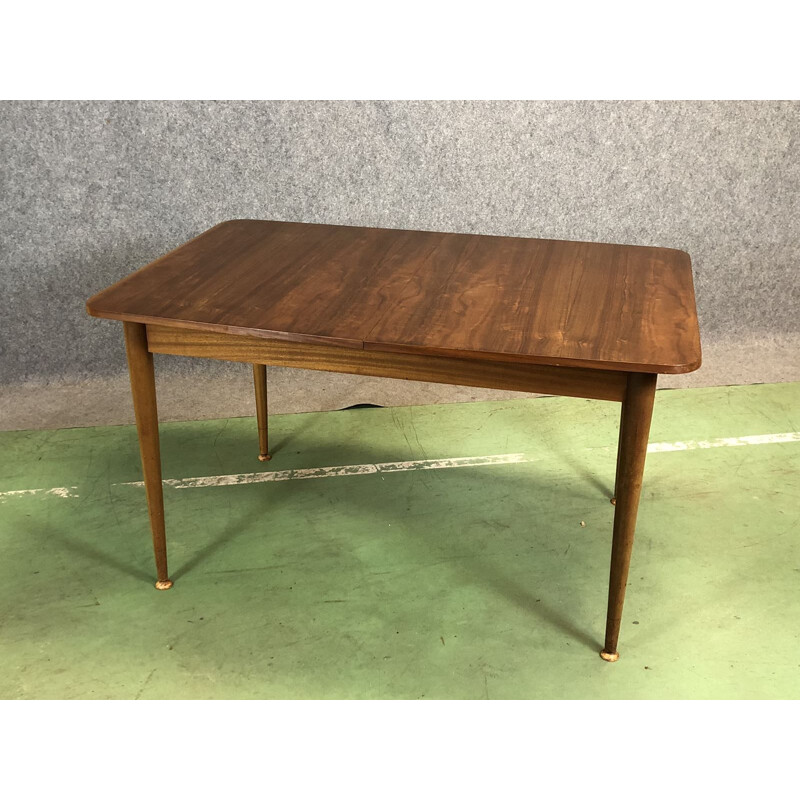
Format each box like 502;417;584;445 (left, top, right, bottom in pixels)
1;100;798;385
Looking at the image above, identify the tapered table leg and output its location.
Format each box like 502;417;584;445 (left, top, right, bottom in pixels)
600;372;657;661
253;363;270;461
610;402;626;506
123;322;172;590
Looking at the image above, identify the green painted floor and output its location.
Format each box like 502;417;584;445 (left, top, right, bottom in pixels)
1;382;798;699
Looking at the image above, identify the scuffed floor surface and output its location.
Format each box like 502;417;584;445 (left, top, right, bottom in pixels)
1;382;798;699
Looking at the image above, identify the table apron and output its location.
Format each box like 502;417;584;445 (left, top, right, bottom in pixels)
145;324;627;402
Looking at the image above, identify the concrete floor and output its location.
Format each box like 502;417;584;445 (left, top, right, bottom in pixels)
1;381;798;699
1;333;798;431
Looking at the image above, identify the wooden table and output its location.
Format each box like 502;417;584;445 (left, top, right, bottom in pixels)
86;219;701;661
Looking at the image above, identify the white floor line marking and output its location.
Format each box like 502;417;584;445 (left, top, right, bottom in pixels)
1;431;797;499
0;486;79;502
647;432;800;452
125;453;533;490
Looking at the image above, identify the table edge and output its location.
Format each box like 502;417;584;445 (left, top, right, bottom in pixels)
88;309;702;375
85;307;364;351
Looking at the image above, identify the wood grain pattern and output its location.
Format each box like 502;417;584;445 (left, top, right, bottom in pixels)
145;324;628;402
87;219;702;374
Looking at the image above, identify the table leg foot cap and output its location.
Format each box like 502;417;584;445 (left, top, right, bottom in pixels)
155;580;174;591
258;454;271;462
600;650;619;662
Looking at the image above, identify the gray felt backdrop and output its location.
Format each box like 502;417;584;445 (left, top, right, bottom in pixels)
1;101;798;422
